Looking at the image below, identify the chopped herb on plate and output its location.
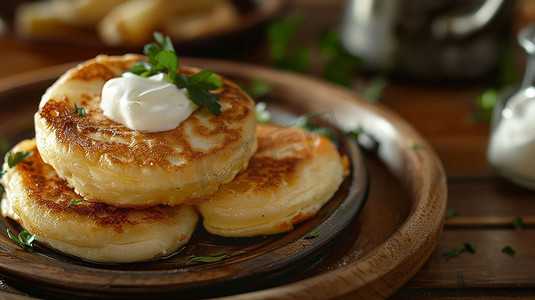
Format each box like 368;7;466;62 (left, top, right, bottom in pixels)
187;253;227;264
304;230;320;239
7;229;35;250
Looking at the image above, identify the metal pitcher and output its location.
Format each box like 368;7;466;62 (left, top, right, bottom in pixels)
341;0;513;81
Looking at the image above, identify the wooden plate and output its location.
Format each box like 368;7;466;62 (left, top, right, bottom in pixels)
0;60;367;299
0;58;447;299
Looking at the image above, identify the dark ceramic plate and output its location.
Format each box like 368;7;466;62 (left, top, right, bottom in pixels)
0;60;368;299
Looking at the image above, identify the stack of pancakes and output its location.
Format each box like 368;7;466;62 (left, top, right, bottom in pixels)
0;55;348;263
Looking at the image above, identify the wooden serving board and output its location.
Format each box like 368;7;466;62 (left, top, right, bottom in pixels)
0;59;447;299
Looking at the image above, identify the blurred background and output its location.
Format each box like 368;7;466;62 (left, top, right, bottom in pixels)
1;1;535;298
0;0;532;109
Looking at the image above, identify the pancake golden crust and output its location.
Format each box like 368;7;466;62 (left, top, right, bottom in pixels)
196;124;349;237
35;54;257;206
1;139;198;263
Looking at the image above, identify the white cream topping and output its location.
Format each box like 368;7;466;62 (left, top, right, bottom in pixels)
100;72;196;132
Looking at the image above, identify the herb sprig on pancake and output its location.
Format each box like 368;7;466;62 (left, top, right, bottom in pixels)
126;32;223;115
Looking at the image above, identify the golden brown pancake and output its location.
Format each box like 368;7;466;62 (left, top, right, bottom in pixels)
34;54;257;207
1;139;199;263
196;124;349;237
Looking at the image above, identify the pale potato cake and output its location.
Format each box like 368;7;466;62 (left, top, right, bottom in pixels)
1;139;199;263
196;124;349;237
34;54;257;207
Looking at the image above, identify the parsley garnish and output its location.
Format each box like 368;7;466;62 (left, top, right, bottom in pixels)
304;230;320;239
446;208;458;220
346;127;364;141
363;75;389;102
411;143;422;150
294;116;336;142
474;88;498;123
7;229;35;250
465;242;477;253
68;199;85;207
187;253;227;264
243;78;272;99
442;242;477;260
267;13;310;73
74;103;87;116
318;28;362;87
502;246;516;256
126;32;222;115
0;170;5;179
513;217;523;231
7;151;33;168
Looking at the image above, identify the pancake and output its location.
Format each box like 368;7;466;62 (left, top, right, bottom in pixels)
34;54;257;206
0;139;199;263
196;124;349;237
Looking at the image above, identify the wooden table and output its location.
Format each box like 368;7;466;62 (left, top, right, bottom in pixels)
0;1;534;299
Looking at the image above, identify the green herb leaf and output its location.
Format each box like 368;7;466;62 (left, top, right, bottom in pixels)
7;229;35;250
241;78;272;100
364;75;389;102
473;88;498;123
513;217;523;231
318;28;340;59
295;118;336;142
267;14;310;73
411;143;422;150
0;170;6;179
7;151;33;168
255;102;271;123
126;32;222;115
442;242;477;260
318;28;362;87
304;230;320;239
74;103;87;116
126;61;151;75
153;32;175;52
502;246;516;256
188;86;221;116
445;208;458;220
68;199;85;207
156;50;178;79
442;245;466;260
188;70;215;86
465;242;477;253
187;253;227;264
188;70;222;91
346;127;363;141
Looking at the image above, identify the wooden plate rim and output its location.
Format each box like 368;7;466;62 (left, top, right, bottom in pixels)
0;59;447;299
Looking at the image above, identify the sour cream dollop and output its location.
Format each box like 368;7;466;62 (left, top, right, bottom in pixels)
100;72;196;132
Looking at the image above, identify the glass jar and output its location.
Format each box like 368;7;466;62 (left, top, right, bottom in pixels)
487;23;535;189
487;85;535;189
